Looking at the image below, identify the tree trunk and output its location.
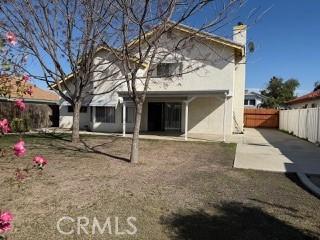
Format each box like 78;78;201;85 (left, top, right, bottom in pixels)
71;101;81;143
130;102;143;164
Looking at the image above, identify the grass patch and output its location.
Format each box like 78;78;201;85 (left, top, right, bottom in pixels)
0;134;319;239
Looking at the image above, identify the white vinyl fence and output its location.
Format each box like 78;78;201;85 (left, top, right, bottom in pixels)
279;108;320;144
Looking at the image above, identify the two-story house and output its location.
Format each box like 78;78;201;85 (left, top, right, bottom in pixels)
59;22;247;139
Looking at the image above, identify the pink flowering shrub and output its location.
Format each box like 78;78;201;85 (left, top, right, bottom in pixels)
14;99;26;112
26;86;33;95
0;119;11;134
0;31;48;239
13;140;26;157
22;74;30;82
5;32;17;46
33;156;48;169
0;211;13;234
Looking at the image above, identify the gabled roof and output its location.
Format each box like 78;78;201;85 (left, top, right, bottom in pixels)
128;21;245;56
287;89;320;105
53;22;245;88
245;91;267;99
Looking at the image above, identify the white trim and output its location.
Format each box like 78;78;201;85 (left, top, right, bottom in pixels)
122;103;126;137
223;93;228;142
184;96;197;140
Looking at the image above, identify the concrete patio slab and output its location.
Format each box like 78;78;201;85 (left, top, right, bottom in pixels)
234;128;320;174
33;127;244;143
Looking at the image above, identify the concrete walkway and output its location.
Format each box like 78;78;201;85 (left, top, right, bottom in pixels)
234;128;320;174
33;128;244;143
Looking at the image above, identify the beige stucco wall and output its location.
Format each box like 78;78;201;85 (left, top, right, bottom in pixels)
59;105;90;130
188;96;233;135
59;28;246;135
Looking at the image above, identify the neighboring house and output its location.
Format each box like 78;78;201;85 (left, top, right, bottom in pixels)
286;89;320;109
244;90;265;108
0;78;60;127
59;22;247;138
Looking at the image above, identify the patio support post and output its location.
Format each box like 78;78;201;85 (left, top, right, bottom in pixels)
185;102;189;140
122;103;126;137
184;96;196;141
223;92;227;142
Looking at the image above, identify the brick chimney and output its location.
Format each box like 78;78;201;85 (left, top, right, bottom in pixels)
233;22;247;46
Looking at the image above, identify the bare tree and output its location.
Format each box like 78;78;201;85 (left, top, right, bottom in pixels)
0;0;116;142
107;0;245;163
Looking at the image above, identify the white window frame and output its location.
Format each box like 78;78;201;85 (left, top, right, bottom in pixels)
95;107;115;123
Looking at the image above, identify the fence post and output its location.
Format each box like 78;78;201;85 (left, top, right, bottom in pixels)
287;110;289;132
297;109;301;137
306;109;309;140
317;107;320;144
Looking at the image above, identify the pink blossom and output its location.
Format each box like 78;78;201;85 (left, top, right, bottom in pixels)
26;86;33;96
6;32;17;46
22;75;30;82
13;140;26;157
0;212;13;223
0;211;13;234
33;155;48;168
15;99;26;111
0;119;11;134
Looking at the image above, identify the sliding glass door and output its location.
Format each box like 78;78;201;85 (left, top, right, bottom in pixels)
164;103;181;131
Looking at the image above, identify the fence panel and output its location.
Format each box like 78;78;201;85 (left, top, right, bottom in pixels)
244;109;279;128
279;108;320;144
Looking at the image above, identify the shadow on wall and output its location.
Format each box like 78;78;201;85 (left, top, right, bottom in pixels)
161;201;318;240
188;96;224;133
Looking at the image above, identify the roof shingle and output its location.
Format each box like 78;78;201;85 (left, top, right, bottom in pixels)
287;89;320;105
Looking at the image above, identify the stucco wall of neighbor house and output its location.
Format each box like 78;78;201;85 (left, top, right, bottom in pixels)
59;105;90;130
289;99;320;109
244;95;263;108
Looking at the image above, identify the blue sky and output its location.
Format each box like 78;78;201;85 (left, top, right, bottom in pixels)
30;0;320;95
233;0;320;95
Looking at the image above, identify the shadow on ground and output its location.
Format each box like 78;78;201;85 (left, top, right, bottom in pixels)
29;132;131;162
162;201;319;240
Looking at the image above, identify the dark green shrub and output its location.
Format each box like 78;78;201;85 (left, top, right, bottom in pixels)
10;118;29;133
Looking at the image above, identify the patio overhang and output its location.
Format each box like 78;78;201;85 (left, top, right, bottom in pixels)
119;89;231;141
117;89;230;99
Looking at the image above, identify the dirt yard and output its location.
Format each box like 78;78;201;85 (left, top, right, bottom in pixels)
0;133;319;240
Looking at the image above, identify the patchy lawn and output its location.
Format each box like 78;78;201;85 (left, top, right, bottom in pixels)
0;133;319;240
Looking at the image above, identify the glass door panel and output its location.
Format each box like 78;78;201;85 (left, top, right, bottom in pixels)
164;103;181;131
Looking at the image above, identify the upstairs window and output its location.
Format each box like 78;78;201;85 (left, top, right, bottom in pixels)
156;63;182;77
95;107;115;123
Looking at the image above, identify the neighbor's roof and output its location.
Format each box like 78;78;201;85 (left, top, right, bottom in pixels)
0;77;59;104
287;89;320;105
245;91;266;99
